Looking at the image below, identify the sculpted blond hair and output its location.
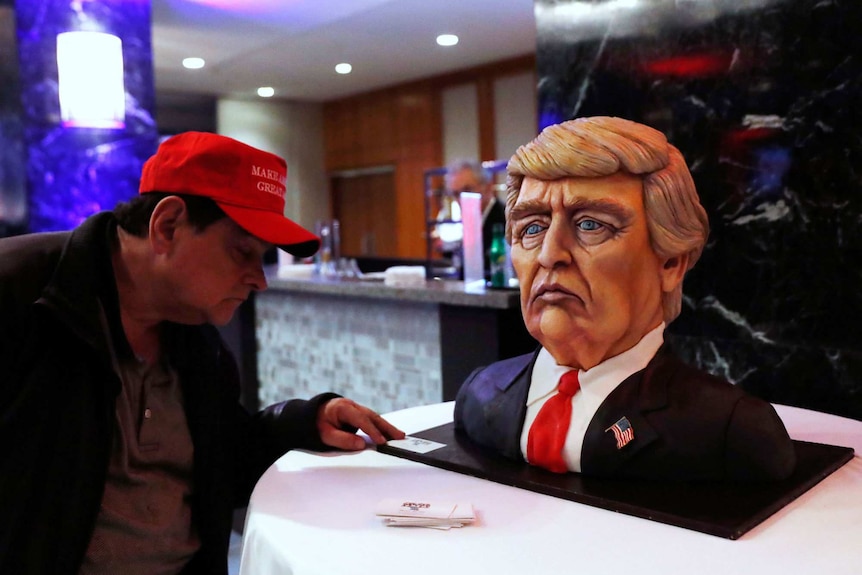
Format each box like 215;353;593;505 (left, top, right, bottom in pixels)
506;116;709;323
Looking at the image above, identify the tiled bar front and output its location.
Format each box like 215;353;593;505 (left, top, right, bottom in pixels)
254;276;533;415
257;290;442;414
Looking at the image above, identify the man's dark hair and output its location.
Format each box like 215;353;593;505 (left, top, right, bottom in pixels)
113;193;228;237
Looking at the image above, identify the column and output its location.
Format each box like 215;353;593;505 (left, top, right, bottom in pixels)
15;0;158;232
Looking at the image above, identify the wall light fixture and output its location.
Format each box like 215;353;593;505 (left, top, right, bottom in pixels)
56;31;125;129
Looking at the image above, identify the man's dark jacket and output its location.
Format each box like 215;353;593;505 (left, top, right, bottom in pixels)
0;212;336;574
455;348;797;481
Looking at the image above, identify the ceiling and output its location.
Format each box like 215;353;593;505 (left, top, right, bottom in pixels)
152;0;537;103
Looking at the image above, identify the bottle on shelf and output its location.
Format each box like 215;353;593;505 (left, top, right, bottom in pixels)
488;222;507;288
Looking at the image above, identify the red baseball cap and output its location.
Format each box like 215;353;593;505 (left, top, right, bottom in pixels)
139;131;320;257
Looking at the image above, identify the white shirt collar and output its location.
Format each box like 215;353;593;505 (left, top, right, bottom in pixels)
526;322;666;406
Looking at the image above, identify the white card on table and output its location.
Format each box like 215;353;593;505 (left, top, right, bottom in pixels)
375;498;457;519
385;435;446;454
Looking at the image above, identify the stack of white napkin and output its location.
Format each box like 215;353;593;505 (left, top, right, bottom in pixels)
375;498;476;530
383;266;426;287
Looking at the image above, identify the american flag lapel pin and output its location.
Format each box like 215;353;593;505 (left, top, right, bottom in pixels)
606;416;634;450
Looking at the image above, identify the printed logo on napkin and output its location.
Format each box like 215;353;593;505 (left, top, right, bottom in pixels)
385;436;446;454
375;498;476;529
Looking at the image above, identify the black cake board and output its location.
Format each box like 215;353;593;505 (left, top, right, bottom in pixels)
377;423;854;540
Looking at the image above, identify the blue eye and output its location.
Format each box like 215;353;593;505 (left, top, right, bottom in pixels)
578;219;602;231
524;223;543;235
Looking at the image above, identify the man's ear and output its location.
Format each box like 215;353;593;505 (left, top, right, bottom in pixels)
658;252;690;294
148;196;187;254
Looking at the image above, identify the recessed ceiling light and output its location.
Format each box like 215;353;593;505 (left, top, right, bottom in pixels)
436;34;459;47
335;62;352;75
257;87;275;98
182;57;205;69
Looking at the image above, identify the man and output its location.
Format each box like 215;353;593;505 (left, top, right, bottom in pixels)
434;159;506;279
454;117;796;481
0;132;404;574
444;159;506;272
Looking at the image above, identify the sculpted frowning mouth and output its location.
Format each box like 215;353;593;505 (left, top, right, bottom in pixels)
533;282;581;304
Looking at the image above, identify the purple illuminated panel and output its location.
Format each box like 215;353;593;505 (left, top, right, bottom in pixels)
15;0;158;232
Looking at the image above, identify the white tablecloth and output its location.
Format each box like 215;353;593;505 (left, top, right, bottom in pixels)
239;403;862;575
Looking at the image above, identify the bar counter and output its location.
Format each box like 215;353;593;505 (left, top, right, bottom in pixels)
265;273;521;308
252;268;536;414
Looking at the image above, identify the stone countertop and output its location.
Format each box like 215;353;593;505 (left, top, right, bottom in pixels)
263;267;521;309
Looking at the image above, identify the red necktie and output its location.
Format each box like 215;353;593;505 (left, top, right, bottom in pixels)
526;370;580;473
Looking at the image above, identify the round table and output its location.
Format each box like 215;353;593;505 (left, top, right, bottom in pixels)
239;403;862;575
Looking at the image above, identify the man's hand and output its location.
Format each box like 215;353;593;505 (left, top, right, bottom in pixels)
317;398;406;451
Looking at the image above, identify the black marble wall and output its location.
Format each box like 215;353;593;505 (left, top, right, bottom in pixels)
534;0;861;420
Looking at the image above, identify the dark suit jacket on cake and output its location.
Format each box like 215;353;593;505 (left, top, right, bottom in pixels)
454;347;796;481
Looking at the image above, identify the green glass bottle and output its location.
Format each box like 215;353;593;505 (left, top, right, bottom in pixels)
489;222;507;288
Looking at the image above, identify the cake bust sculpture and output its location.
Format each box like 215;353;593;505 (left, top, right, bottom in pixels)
454;116;796;481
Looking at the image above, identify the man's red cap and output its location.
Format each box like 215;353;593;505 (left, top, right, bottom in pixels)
139;131;320;258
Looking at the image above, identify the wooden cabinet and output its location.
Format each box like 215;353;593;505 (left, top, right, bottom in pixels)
331;168;397;257
323;55;534;261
